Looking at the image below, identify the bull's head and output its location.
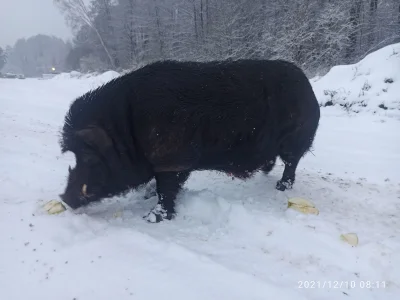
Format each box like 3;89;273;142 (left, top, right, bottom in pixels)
59;125;115;209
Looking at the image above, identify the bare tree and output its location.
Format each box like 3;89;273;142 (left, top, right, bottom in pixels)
59;0;400;75
54;0;116;69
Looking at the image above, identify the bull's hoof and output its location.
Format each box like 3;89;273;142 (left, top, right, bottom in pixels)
143;204;175;223
276;179;293;191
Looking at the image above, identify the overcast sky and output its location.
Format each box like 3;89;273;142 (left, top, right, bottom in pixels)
0;0;72;47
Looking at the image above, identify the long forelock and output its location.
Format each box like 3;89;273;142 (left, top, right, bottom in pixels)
59;80;118;154
59;106;76;153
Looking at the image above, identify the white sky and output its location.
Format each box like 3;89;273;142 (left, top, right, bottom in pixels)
0;0;72;47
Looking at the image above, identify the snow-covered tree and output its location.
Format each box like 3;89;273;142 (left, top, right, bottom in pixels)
55;0;400;75
54;0;116;69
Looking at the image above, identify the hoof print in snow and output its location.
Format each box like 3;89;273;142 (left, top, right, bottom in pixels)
340;233;358;247
287;197;319;215
43;200;66;215
143;205;174;223
384;78;393;84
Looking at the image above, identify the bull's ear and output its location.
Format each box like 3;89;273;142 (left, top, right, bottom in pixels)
76;126;112;152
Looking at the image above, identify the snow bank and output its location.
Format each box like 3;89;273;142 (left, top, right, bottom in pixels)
49;70;121;97
52;71;83;80
311;43;400;115
52;70;120;82
95;70;120;83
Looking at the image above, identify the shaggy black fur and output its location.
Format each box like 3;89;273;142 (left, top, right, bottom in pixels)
59;59;320;222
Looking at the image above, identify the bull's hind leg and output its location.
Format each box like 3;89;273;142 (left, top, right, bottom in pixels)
275;153;301;191
144;171;190;223
276;125;317;191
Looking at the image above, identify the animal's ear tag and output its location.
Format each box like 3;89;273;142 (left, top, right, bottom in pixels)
76;126;112;151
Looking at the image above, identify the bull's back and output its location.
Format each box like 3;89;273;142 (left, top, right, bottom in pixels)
131;60;318;170
134;59;316;115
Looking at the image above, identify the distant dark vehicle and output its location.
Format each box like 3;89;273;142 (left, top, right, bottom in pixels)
59;59;320;223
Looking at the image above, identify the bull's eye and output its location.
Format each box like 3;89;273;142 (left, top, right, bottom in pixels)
82;184;88;196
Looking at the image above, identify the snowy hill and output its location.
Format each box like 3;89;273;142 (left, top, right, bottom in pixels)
1;45;400;300
311;43;400;116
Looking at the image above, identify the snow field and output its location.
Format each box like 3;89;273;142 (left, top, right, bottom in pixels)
1;44;400;299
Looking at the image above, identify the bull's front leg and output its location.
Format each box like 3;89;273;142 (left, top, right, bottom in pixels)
144;171;190;223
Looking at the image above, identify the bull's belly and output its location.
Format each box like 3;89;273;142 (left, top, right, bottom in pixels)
195;148;275;177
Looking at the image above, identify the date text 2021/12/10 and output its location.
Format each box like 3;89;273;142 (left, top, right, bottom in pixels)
298;281;386;289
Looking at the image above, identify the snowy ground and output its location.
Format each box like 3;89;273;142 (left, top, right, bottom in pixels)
1;46;400;300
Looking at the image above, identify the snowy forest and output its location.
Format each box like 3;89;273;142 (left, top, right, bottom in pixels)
1;0;399;77
54;0;400;76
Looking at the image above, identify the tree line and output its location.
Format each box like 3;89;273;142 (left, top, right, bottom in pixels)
2;1;399;77
55;0;399;76
0;35;71;77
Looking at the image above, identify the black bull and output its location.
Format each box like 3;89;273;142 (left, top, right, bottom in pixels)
59;59;320;222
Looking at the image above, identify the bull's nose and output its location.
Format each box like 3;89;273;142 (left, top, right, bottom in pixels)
58;193;81;209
